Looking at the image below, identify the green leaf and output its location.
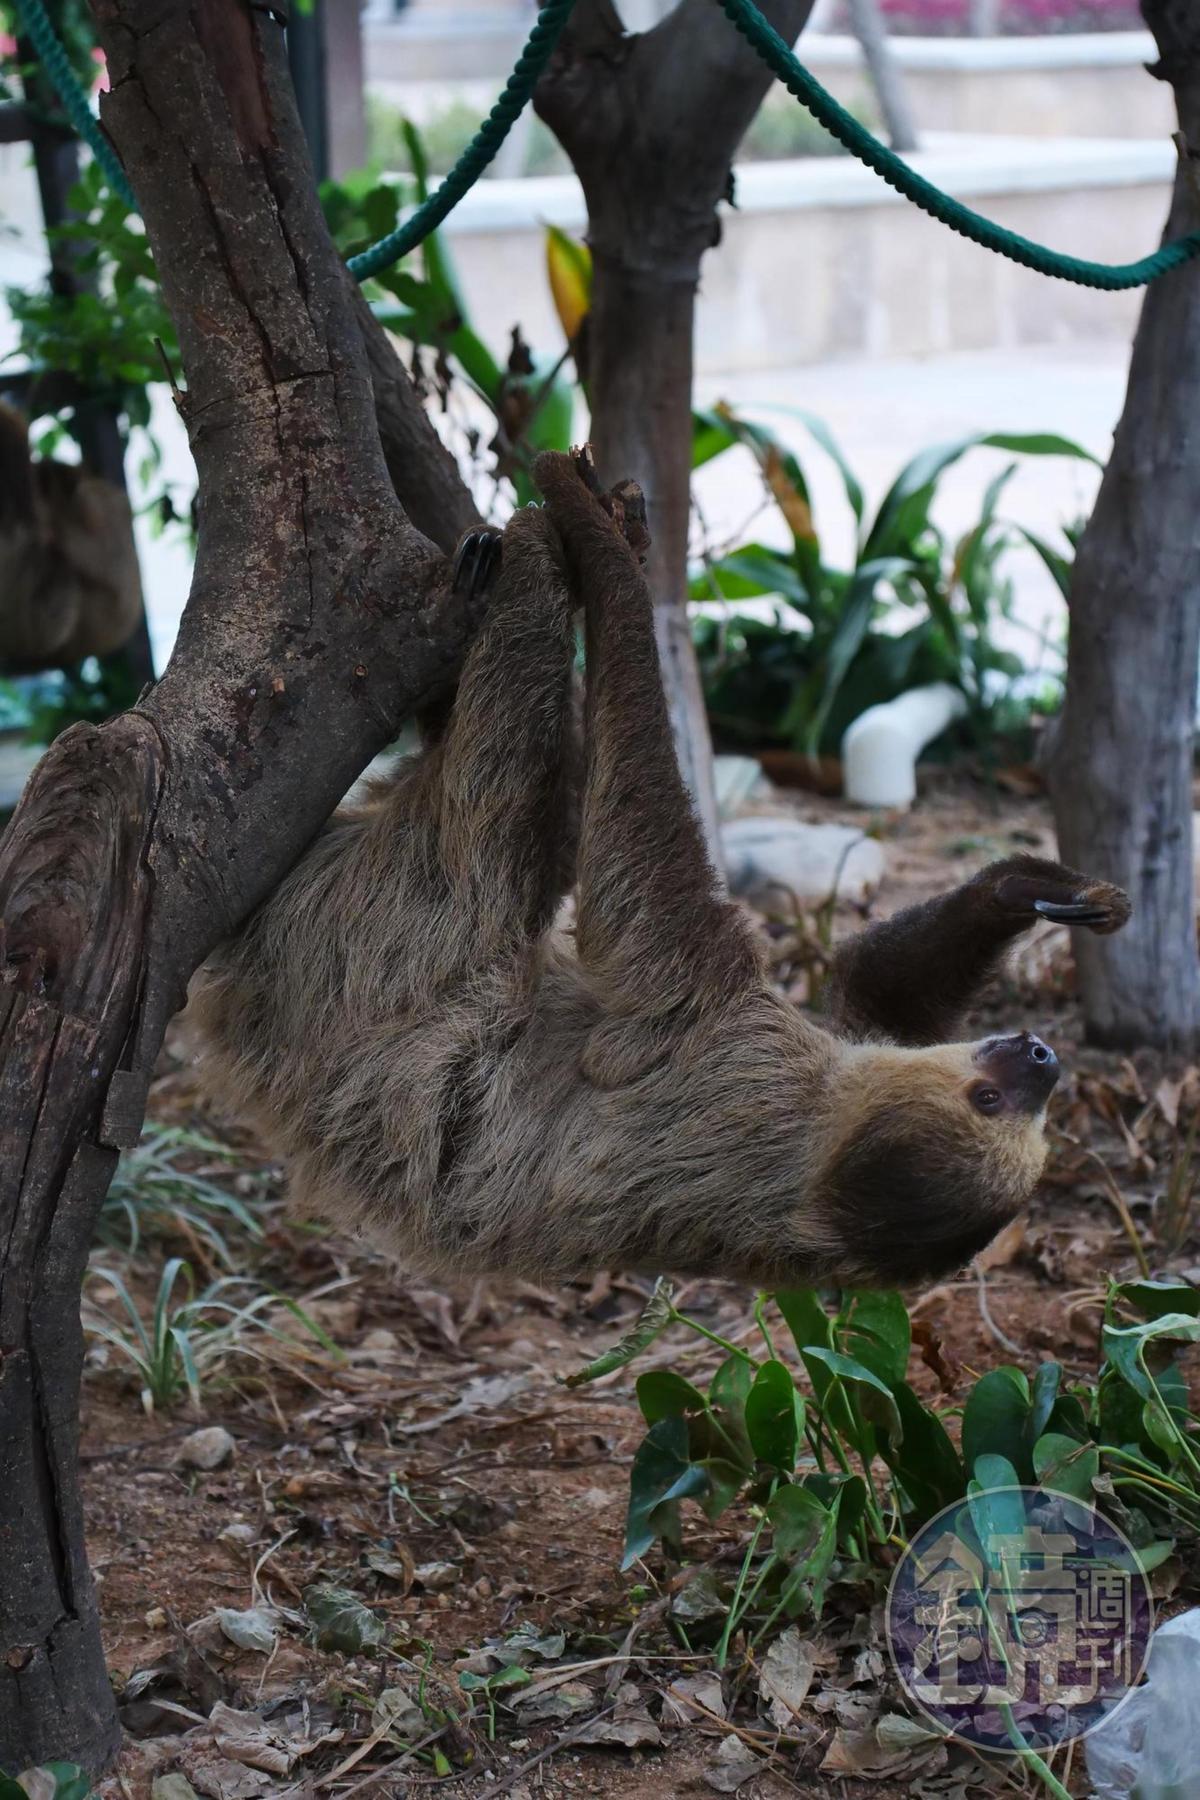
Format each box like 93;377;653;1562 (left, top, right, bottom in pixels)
839;1290;910;1387
1032;1432;1099;1502
1028;1362;1063;1443
802;1346;902;1445
774;1289;834;1357
968;1454;1026;1557
8;1772;93;1800
637;1370;709;1425
880;1382;964;1525
1102;1313;1200;1402
863;431;1096;564
744;1360;805;1472
1115;1280;1200;1323
697;1456;750;1521
305;1584;390;1655
1133;1539;1176;1573
769;1485;840;1616
961;1367;1033;1483
622;1417;708;1569
562;1279;675;1387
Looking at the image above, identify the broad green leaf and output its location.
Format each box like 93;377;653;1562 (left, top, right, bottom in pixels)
1102;1314;1200;1402
1115;1280;1200;1323
1133;1539;1176;1573
622;1417;707;1568
880;1381;964;1525
967;1457;1027;1574
1028;1363;1063;1443
691;546;810;606
636;1370;709;1425
1032;1432;1099;1502
697;1456;749;1521
774;1289;835;1357
744;1360;805;1472
961;1367;1033;1483
839;1290;910;1387
769;1485;839;1617
802;1346;902;1444
801;1470;868;1541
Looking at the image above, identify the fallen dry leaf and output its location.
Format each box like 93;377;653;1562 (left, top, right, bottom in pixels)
704;1735;763;1792
758;1626;816;1729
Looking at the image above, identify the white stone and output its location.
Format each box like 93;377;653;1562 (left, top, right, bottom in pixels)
721;816;885;907
179;1425;236;1470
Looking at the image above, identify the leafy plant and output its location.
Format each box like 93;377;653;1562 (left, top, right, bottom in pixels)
0;1766;92;1800
570;1276;1200;1656
83;1256;335;1412
691;405;1091;756
96;1123;269;1271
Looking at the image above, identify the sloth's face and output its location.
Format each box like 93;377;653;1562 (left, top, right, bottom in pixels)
814;1033;1058;1286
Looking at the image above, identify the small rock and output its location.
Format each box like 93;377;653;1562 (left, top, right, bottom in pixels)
144;1605;168;1629
219;1522;260;1547
414;1560;458;1590
721;816;885;909
179;1427;235;1471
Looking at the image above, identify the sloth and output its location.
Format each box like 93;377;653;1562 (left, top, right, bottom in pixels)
0;402;143;672
191;449;1130;1291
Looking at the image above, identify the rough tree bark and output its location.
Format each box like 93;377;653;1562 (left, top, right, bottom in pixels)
0;0;478;1772
535;0;814;864
1048;1;1200;1053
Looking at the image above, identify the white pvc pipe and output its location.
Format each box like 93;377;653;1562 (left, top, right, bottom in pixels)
841;682;968;809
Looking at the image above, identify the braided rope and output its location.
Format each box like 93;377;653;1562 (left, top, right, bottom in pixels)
12;0;1200;292
12;0;136;207
719;0;1200;292
346;0;577;280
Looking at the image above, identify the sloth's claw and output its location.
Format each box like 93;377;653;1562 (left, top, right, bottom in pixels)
453;527;503;599
1033;899;1113;926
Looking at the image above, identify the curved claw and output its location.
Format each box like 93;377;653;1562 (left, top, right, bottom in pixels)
1033;899;1112;926
452;527;503;599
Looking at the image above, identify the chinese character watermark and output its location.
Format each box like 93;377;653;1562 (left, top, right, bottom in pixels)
885;1485;1152;1752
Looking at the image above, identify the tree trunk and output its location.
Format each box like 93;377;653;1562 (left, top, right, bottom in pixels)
0;0;477;1772
1049;8;1200;1054
536;0;815;868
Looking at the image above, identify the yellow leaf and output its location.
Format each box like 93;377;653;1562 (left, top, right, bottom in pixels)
764;445;815;543
545;225;592;345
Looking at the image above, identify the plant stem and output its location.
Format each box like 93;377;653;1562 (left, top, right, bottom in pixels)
669;1307;755;1364
715;1507;769;1669
753;1293;778;1361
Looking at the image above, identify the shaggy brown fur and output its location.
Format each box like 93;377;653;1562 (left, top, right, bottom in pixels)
0;403;143;672
190;450;1130;1290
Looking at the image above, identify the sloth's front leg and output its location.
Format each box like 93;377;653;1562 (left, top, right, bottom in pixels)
986;857;1131;935
827;854;1131;1046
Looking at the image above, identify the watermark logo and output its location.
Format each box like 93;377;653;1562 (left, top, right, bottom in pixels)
885;1484;1153;1752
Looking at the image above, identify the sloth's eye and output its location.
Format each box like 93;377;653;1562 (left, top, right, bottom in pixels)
971;1085;1004;1115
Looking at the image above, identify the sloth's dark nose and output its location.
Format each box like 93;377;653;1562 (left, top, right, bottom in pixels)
974;1031;1060;1112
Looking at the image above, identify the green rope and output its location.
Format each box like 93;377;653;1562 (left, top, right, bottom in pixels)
13;0;1200;293
346;0;576;280
718;0;1200;292
11;0;135;207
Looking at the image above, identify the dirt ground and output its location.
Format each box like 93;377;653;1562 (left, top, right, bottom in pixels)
84;769;1200;1800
